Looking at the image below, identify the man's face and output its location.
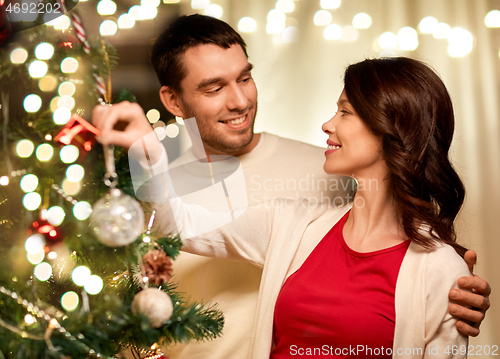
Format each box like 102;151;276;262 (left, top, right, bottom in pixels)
177;44;258;156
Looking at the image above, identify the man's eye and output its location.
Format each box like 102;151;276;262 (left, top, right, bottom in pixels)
207;88;222;94
241;77;251;83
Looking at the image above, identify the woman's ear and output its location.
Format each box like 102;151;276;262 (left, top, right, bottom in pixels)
159;86;185;118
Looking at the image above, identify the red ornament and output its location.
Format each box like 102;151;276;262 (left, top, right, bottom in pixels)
54;114;101;152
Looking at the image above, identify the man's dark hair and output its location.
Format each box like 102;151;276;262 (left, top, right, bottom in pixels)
151;14;248;93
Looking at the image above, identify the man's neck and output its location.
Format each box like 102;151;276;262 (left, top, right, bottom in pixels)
193;133;262;161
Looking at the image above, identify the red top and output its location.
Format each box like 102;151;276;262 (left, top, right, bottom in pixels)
271;211;410;358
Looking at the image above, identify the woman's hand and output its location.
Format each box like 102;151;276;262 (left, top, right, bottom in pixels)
449;250;491;336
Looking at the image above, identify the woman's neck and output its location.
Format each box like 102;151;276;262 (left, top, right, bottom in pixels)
344;170;407;252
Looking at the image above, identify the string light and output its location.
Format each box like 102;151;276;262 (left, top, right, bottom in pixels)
61;57;79;73
53;107;72;125
39;76;57;92
58;82;76;97
60;145;79;163
27;250;45;265
25;234;45;255
72;266;91;286
166;123;180;138
47;206;65;226
100;20;118;36
35;144;54;162
34;263;52;281
23;192;42;210
73;201;92;220
16;140;35;158
23;94;42;113
97;0;117;15
54;15;71;30
146;109;160;123
10;48;28;64
20;174;38;193
0;176;9;186
35;43;55;60
66;165;85;182
61;291;79;311
84;275;104;295
62;179;81;196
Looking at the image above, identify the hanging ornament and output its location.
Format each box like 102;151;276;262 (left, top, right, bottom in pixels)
142;250;174;286
90;143;144;247
131;288;174;328
54;113;100;152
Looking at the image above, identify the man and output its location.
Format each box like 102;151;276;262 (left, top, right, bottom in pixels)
93;14;491;359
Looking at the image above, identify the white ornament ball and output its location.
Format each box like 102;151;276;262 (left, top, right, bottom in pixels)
131;288;174;328
90;188;144;247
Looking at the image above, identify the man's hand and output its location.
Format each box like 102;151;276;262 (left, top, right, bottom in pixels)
449;250;491;337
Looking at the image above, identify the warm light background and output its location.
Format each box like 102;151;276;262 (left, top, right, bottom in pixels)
83;0;500;347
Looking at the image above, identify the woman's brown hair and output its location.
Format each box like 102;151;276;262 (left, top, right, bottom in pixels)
344;57;467;256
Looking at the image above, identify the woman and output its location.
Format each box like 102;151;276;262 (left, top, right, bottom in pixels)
147;57;470;358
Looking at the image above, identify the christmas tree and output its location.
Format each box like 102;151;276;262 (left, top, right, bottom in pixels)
0;2;223;358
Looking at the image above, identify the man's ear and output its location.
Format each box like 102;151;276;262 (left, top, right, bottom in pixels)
159;86;185;118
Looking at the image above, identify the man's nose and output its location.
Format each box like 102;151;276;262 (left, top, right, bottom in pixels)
227;83;248;111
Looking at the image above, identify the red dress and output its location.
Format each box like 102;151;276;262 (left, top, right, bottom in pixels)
271;212;410;358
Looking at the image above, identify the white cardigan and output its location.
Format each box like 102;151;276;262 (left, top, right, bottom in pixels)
140;149;469;359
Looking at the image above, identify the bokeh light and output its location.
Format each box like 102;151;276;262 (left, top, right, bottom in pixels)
72;266;91;286
61;57;79;73
276;0;295;13
10;48;28;64
166;123;180;138
154;127;167;141
0;176;9;186
23;94;42;113
23;192;42;210
341;25;358;42
146;109;160;123
320;0;341;9
118;13;135;29
84;275;104;295
433;22;451;39
379;32;398;49
62;179;81;195
57;96;76;111
324;24;342;40
25;234;45;255
27;250;45;265
35;43;55;60
54;15;71;30
282;26;300;42
314;10;332;26
34;263;52;281
204;4;223;18
58;82;76;97
24;314;36;325
60;145;79;163
238;17;257;33
16;140;34;158
191;0;209;9
47;206;65;226
100;20;118;36
398;27;419;51
485;10;500;28
20;174;38;193
418;16;438;34
447;27;473;57
29;61;48;78
352;13;371;29
39;75;57;92
73;201;92;220
61;291;79;311
97;0;117;15
53;107;72;125
66;164;85;182
36;144;54;162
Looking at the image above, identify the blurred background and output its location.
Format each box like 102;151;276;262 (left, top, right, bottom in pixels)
14;0;500;348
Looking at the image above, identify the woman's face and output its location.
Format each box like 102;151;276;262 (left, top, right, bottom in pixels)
322;89;386;179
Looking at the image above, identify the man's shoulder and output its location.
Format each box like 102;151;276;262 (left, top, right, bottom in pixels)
263;132;324;154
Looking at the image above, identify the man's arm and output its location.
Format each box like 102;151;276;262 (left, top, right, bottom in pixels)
449;250;491;337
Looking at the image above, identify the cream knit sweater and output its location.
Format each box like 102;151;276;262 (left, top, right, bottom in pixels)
140;137;469;359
